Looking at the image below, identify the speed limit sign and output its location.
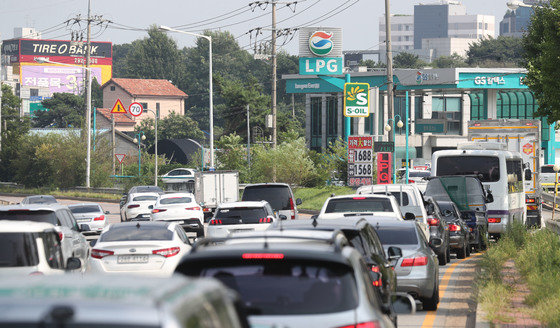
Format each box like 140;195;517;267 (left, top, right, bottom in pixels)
129;102;143;117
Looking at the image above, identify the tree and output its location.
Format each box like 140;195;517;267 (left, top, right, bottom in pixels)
432;54;467;68
136;112;204;149
35;93;85;128
0;84;31;181
393;52;428;68
466;36;524;67
523;2;560;123
359;59;386;69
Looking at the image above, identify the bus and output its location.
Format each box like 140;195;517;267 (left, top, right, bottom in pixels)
431;142;526;238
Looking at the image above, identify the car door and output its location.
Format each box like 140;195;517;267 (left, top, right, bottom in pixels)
361;226;396;302
60;210;88;262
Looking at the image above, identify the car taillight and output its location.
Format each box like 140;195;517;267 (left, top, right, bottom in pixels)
202;207;212;213
449;224;460;232
127;204;140;209
337;321;381;328
91;249;114;259
258;217;272;223
408;180;416;183
242;253;284;259
29;271;44;276
209;219;223;225
152;247;180;258
152;209;167;213
526;198;535;203
401;256;428;267
371;266;382;287
427;217;439;226
488;217;501;223
94;215;105;221
185;207;201;211
289;198;295;220
58;231;64;241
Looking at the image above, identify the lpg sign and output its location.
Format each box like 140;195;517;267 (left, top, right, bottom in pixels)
299;57;342;75
298;27;342;75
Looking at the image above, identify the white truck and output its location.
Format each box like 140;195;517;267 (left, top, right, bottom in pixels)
467;119;542;227
194;170;239;219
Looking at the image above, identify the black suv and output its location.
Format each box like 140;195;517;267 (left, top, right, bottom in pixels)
175;230;413;328
424;197;451;265
268;218;400;308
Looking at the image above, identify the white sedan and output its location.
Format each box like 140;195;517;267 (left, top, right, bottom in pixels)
120;192;160;222
87;221;191;277
150;193;205;237
207;201;279;238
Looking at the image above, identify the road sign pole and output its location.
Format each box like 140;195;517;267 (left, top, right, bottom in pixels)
344;74;351;143
405;91;409;184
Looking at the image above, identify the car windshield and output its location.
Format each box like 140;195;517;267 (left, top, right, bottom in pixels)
437;156;500;182
376;227;418;245
0;233;39;267
184;259;358;315
131;186;163;193
133;196;158;202
215;207;268;224
69;206;100;214
99;225;173;242
325;198;394;213
372;192;409;206
242;185;291;211
160;197;191;205
23;196;57;204
0;210;57;225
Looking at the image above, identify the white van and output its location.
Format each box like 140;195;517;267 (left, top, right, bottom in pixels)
432;143;526;237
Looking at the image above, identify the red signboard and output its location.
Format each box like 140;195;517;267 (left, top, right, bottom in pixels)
522;143;533;155
348;136;374;149
376;152;392;184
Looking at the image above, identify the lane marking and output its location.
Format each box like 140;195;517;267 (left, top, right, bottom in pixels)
421;253;482;328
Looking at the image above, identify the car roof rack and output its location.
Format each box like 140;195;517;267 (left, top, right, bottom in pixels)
190;230;345;253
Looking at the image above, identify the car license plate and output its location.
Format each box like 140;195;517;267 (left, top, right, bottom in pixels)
231;228;254;233
77;219;90;223
117;255;149;264
175;220;184;224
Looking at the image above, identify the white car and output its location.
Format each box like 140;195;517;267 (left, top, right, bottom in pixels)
317;194;405;220
68;203;108;234
207;201;279;238
0;221;81;275
120;192;160;221
151;193;205;237
87;221;192;277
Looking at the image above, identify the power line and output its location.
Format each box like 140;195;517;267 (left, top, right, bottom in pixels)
171;5;251;29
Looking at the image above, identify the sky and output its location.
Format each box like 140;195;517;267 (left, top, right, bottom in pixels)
1;0;512;55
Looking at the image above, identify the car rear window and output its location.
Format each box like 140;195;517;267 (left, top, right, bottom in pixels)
325;198;393;213
541;166;555;174
99;225;173;242
0;233;39;267
69;206;100;214
372;192;409;206
181;259;358;315
24;196;57;204
376;227;418;245
409;171;431;178
215;207;268;224
160;197;192;205
242;185;291;211
133;196;158;202
0;210;57;225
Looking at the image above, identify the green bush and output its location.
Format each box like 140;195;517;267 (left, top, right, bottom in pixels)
293;186;355;211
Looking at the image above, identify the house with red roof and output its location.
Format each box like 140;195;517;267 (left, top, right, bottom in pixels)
101;78;188;127
95;108;136;132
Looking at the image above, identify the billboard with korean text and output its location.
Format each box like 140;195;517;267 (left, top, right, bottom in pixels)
21;64;103;95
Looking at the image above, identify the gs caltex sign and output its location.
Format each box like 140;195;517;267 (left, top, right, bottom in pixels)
344;83;370;117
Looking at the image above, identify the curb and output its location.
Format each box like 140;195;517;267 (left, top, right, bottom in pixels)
475;306;491;328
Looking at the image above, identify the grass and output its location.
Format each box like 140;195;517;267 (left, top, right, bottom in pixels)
477;222;560;326
293;186;355;211
0;186;121;201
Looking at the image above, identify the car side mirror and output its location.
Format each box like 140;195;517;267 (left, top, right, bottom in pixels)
296;198;302;206
66;257;82;271
425;203;434;215
391;292;416;314
105;211;110;214
525;169;532;181
443;209;452;217
279;214;288;220
404;212;416;221
148;205;153;209
486;192;494;204
310;214;318;220
79;224;91;232
387;246;402;260
89;239;97;247
430;237;443;248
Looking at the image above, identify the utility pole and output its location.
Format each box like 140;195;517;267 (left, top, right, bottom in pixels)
0;37;3;153
111;114;115;175
271;0;278;149
385;0;394;142
247;104;251;167
85;0;92;188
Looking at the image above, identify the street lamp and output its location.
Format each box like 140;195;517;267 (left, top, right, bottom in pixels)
385;116;404;184
133;132;147;177
35;56;93;188
145;108;160;186
158;25;214;170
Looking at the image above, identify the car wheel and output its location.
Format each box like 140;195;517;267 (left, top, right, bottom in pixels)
466;241;471;257
446;246;451;263
437;251;447;265
422;281;439;311
457;241;466;259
